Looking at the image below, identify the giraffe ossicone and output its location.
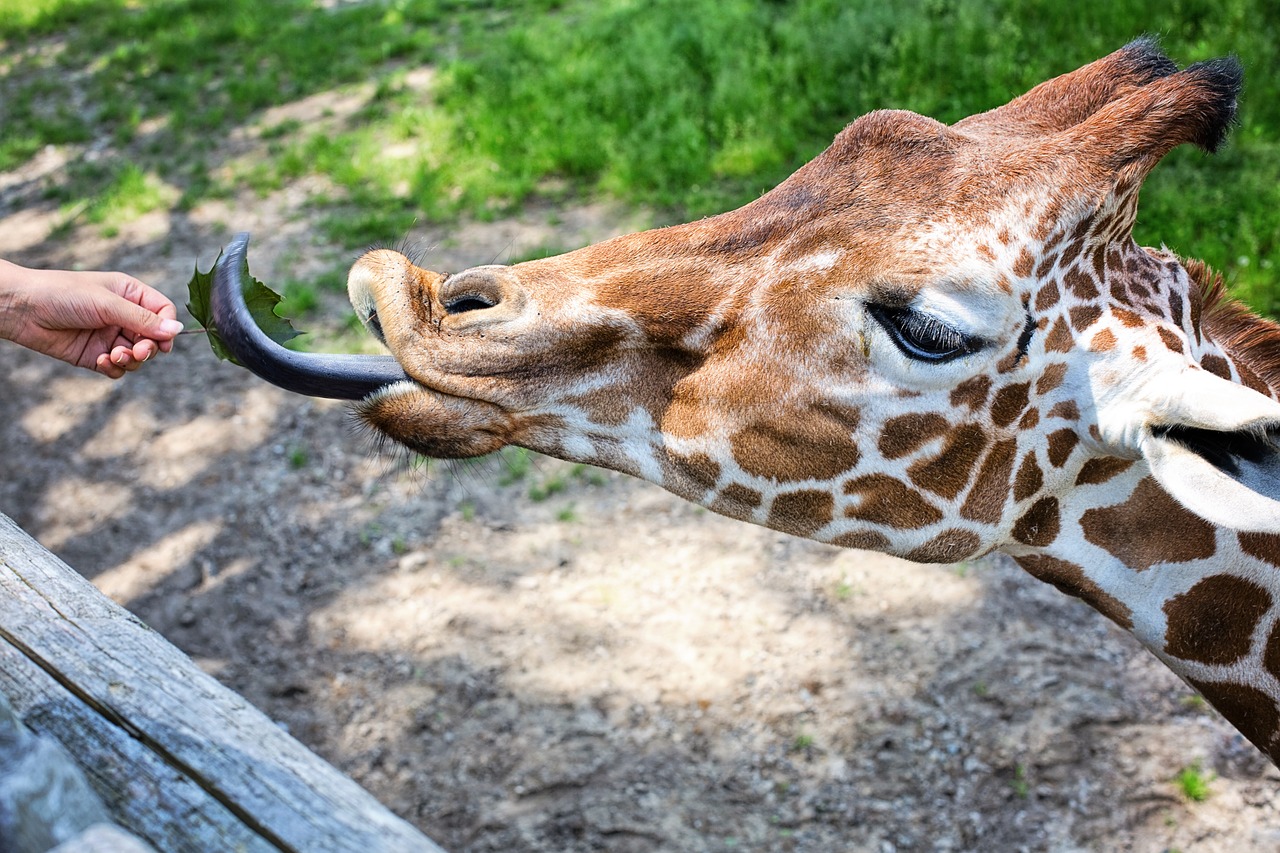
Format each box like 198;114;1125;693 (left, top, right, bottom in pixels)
219;39;1280;765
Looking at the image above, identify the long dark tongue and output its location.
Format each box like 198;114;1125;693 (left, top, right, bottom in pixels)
210;233;408;400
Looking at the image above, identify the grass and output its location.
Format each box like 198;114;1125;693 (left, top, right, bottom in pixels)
2;0;1279;311
791;732;815;752
287;445;309;470
833;579;855;601
1011;763;1031;799
1175;760;1215;802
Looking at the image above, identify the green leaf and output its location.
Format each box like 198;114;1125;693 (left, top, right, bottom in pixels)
185;251;303;366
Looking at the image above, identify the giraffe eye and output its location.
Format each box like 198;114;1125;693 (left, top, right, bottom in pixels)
868;304;982;363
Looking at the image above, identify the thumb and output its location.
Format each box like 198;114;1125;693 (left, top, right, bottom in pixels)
105;292;185;340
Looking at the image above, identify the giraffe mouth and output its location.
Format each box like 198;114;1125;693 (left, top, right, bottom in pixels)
209;233;410;400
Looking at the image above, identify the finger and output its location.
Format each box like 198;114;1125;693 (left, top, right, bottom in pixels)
110;275;180;322
96;352;125;379
119;327;168;357
110;344;135;369
103;289;185;341
132;339;159;363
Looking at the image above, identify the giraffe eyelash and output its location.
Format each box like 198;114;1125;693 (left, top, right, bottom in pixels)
867;304;984;363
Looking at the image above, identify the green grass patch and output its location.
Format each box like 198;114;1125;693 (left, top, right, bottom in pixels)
3;0;1279;309
1175;760;1215;802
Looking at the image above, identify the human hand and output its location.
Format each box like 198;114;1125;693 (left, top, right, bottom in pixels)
0;261;183;379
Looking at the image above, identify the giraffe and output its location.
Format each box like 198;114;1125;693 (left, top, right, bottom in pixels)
211;40;1280;765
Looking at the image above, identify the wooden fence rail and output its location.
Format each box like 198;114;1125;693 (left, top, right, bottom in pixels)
0;512;445;853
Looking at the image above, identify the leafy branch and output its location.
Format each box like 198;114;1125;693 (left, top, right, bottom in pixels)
184;251;302;366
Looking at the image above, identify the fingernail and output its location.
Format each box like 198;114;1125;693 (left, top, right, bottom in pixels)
159;319;185;336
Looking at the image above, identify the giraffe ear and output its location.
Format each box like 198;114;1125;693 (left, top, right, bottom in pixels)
954;38;1178;139
1138;371;1280;534
1064;55;1242;180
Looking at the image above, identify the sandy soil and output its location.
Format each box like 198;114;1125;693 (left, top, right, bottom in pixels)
3;129;1280;851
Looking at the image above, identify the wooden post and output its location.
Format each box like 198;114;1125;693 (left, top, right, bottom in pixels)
0;512;445;853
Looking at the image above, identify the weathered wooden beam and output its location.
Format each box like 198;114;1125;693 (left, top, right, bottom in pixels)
0;685;152;853
0;512;445;853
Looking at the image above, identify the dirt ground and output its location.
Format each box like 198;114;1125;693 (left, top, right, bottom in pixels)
4;140;1280;852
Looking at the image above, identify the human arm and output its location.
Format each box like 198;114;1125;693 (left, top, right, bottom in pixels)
0;260;183;379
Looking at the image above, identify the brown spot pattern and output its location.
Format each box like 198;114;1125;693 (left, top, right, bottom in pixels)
565;388;634;427
1045;317;1073;353
1013;554;1133;629
960;439;1016;523
1075;456;1134;486
905;529;982;564
1035;282;1060;311
1012;497;1060;546
1036;363;1068;395
1059;232;1084;270
950;375;992;410
1013;247;1034;278
990;382;1031;428
908;424;988;500
879;413;949;460
844;475;943;529
1047;401;1079;420
1157;326;1185;355
1240;532;1280;568
768;490;835;537
710;483;762;518
1201;353;1232;381
1089;328;1117;352
1081;478;1216;570
1090;245;1106;281
1163;574;1271;665
1189;284;1204;343
1069;305;1102;332
676;453;721;489
1063;266;1099;299
831;530;891;551
996;350;1023;374
1046;428;1080;467
1111;307;1145;328
731;403;861;482
1035;253;1056;280
1013;453;1044;501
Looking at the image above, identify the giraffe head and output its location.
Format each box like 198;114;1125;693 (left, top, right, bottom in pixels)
217;40;1280;559
337;39;1280;557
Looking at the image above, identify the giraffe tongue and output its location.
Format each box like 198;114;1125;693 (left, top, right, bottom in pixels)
209;233;410;400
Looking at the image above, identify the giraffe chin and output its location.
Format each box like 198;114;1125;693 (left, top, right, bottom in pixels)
354;380;512;459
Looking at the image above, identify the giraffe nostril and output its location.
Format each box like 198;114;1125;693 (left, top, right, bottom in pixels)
439;268;509;317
